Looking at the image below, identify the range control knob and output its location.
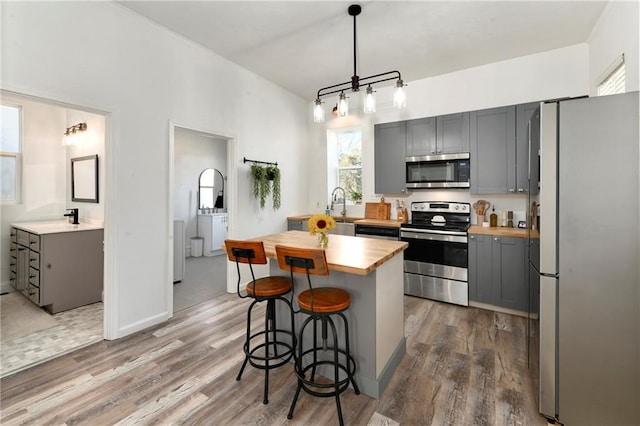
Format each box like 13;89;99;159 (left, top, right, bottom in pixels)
454;205;459;210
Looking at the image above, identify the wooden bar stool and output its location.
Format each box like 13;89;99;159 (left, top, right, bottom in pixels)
275;245;360;426
224;239;296;404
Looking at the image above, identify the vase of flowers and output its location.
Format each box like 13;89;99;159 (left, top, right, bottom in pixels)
308;214;336;248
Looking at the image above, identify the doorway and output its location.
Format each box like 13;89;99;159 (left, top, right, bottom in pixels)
171;125;232;312
0;90;108;377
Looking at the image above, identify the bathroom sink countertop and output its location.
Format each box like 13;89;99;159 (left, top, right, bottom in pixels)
12;220;104;235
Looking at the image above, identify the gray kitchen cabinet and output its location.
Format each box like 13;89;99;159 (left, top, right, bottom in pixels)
374;121;407;194
492;235;526;311
405;117;436;157
9;227;103;314
515;102;540;194
469;233;527;312
436;112;470;154
405;113;470;157
468;234;492;303
287;219;309;232
470;105;516;194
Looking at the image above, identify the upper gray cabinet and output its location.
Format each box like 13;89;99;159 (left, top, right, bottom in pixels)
405;113;470;157
470;105;516;194
405;117;436;157
374;121;407;194
436;112;470;154
471;102;540;194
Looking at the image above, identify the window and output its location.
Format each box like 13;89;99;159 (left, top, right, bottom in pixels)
597;55;625;96
327;128;362;204
0;104;21;203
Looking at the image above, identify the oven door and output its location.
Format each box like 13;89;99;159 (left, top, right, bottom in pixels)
400;229;468;281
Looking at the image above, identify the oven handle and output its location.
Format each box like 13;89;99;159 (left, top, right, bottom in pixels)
400;230;468;243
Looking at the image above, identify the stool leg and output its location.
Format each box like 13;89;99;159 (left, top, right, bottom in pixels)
288;315;310;420
327;316;345;426
340;312;360;395
270;299;279;357
237;300;256;381
262;299;274;404
311;316;318;381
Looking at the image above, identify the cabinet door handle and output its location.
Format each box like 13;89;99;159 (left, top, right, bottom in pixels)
494;237;500;242
517;188;526;193
29;241;37;245
508;188;515;193
18;247;25;251
469;235;475;240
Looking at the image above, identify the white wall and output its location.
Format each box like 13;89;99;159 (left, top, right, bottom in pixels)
173;127;227;246
1;2;309;338
588;1;639;95
308;44;591;220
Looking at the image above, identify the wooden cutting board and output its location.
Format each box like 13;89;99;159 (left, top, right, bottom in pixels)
365;199;391;220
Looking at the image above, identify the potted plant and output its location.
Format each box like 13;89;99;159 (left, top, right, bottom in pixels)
350;189;362;204
250;164;281;210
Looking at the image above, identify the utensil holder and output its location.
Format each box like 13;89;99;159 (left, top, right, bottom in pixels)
477;214;485;225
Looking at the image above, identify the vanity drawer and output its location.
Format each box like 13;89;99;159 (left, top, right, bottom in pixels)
10;242;18;264
10;227;17;243
28;284;40;305
29;267;40;287
16;229;30;246
29;234;40;252
29;251;40;269
9;271;17;289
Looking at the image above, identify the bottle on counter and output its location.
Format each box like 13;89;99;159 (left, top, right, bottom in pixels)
325;205;331;215
490;206;498;227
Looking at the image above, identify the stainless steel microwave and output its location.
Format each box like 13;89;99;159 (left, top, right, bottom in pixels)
406;152;470;189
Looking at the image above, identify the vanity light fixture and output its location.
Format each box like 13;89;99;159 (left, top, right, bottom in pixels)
63;122;87;146
312;4;407;123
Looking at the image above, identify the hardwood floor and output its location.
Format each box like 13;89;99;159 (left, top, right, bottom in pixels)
0;293;546;425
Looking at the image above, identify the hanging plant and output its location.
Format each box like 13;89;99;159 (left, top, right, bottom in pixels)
267;165;281;210
251;164;271;209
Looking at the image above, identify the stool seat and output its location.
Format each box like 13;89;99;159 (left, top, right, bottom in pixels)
246;276;292;298
298;288;351;313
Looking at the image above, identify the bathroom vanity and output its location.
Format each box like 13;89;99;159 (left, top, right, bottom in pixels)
9;221;104;314
197;213;228;256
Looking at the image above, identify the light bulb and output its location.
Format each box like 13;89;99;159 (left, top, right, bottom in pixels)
393;79;407;109
338;92;349;117
313;99;325;123
363;86;376;114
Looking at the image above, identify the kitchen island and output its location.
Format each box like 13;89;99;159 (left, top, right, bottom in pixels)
250;230;407;399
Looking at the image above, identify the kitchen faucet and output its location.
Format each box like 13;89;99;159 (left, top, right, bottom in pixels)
64;208;79;224
330;187;347;218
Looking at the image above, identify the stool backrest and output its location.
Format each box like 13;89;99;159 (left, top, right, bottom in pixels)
225;239;267;298
275;245;329;277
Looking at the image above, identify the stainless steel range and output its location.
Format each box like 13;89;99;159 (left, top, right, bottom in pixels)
400;201;470;306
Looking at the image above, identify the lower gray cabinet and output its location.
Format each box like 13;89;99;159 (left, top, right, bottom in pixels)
287;219;308;232
469;233;527;312
528;238;540;314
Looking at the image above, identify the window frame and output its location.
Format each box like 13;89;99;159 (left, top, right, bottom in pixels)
1;103;23;205
327;127;362;205
597;54;625;96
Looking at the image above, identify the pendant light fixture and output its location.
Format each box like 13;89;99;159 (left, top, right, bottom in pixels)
313;4;407;123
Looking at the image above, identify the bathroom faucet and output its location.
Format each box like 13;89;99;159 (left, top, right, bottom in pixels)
330;187;347;218
64;208;79;224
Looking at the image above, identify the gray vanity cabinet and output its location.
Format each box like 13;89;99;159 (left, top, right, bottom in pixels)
405;117;436;157
470;105;516;194
374;121;407;194
469;233;527;312
9;227;103;314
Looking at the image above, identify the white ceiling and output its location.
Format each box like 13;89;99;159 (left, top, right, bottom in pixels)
117;1;608;101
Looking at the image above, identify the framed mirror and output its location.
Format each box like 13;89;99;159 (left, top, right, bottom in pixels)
198;168;224;210
71;154;99;203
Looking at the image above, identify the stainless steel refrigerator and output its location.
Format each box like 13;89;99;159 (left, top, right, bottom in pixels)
527;91;639;425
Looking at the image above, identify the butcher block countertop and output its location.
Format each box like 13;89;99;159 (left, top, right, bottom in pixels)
250;230;407;276
468;225;540;239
